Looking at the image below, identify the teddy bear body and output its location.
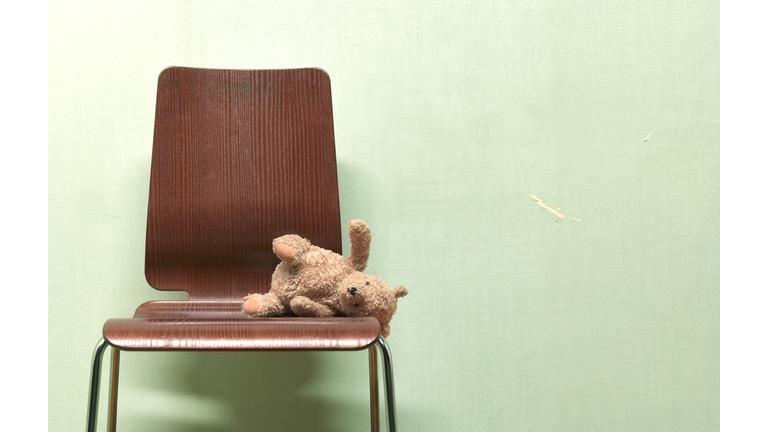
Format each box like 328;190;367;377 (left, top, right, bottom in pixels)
270;245;353;315
243;219;407;337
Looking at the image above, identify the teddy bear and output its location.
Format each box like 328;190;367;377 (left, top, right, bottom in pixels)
242;219;407;337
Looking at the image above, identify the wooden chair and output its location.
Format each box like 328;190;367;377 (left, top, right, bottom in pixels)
86;67;398;432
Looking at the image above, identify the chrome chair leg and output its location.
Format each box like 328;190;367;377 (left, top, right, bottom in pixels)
87;338;109;432
107;348;121;432
369;346;380;432
374;336;397;432
88;338;395;432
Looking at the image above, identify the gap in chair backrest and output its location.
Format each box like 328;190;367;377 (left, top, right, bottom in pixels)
145;67;342;301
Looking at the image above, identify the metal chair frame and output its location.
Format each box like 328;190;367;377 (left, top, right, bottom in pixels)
86;336;397;432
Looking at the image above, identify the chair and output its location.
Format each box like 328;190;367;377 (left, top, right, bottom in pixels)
86;67;399;432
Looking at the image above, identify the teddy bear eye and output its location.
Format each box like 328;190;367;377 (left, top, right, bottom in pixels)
354;303;360;308
365;282;369;285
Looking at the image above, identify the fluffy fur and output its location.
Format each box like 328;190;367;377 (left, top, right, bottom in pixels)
242;219;407;337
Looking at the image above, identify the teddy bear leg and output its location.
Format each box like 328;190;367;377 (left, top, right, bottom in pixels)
289;296;334;317
346;219;371;272
242;292;285;317
272;234;312;264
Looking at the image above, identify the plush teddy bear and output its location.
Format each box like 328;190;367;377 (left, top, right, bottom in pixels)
242;219;407;337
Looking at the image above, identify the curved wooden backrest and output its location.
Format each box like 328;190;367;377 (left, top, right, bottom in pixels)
145;67;342;300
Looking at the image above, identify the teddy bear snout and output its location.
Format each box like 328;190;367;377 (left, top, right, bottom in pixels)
347;287;357;296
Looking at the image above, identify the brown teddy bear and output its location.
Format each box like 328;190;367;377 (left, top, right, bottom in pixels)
242;219;408;337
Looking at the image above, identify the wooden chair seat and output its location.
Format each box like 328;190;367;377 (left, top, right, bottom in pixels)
130;300;247;319
104;316;382;351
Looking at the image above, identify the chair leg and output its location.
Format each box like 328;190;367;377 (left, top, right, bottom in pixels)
87;338;109;432
369;346;380;432
107;348;121;432
374;336;398;432
89;338;395;432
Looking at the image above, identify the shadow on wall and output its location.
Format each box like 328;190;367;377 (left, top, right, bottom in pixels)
121;350;369;432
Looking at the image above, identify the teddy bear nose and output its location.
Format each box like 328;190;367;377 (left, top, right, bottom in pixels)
347;287;357;296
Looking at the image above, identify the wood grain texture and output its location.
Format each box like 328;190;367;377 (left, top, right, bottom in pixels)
104;317;382;351
145;67;342;300
132;300;248;319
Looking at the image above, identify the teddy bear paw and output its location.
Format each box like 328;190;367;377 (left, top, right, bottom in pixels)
242;296;262;315
273;234;312;264
274;243;295;263
243;293;285;317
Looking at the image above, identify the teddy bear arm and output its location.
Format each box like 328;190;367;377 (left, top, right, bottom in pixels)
290;296;335;317
242;292;286;317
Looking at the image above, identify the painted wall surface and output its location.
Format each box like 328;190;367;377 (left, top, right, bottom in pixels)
49;1;719;431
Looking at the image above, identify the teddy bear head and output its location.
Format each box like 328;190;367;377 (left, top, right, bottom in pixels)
338;271;408;338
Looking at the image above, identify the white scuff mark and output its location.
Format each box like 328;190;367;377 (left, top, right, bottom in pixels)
530;194;565;219
643;130;653;142
530;194;583;222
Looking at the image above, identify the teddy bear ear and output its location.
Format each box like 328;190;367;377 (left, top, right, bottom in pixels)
394;285;408;299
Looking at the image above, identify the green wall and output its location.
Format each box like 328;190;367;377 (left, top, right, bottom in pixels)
49;1;719;431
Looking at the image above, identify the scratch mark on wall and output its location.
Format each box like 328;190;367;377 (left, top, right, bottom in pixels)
530;194;565;219
530;194;583;222
643;130;653;142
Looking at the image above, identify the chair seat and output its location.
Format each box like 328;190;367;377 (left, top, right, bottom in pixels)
103;314;382;351
132;300;252;319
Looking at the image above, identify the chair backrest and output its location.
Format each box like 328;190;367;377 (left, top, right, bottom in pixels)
145;67;342;300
